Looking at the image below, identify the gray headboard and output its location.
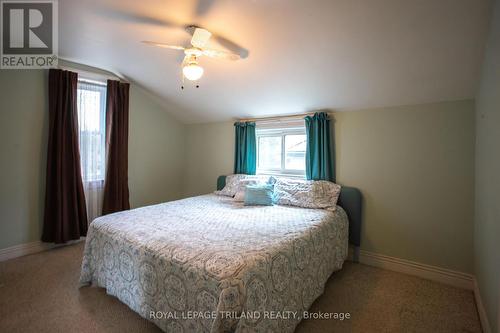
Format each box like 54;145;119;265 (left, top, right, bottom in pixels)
216;175;362;248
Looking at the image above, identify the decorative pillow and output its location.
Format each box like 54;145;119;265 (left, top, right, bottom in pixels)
214;174;271;197
234;190;246;202
268;176;278;185
214;174;246;197
244;184;274;206
273;178;341;210
233;179;261;201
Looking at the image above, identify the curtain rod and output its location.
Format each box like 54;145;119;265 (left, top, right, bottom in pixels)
78;78;108;87
58;66;123;82
237;111;333;123
57;61;126;82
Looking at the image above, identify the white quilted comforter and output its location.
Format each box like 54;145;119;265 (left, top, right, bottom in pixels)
80;194;348;332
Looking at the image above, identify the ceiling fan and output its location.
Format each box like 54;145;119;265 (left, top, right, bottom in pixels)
142;26;242;82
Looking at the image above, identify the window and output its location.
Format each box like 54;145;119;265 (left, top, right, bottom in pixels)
256;122;306;176
77;79;107;183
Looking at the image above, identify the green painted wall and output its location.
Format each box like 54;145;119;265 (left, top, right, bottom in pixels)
0;69;186;249
128;85;186;208
184;100;476;274
474;0;500;330
184;121;235;197
0;70;48;249
334;101;475;273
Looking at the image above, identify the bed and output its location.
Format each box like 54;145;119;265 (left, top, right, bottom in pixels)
80;176;362;332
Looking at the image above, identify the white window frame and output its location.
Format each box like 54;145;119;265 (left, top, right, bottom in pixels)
256;123;306;178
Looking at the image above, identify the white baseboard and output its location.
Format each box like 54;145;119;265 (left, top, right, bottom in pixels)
348;248;474;290
0;238;84;262
473;277;492;333
348;249;493;331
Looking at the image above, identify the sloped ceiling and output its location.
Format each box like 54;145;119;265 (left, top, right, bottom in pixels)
59;0;491;123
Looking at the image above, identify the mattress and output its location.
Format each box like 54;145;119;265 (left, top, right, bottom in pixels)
80;194;348;332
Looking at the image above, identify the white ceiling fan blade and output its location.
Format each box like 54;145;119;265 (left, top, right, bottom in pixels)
202;48;241;61
141;41;185;50
191;28;212;48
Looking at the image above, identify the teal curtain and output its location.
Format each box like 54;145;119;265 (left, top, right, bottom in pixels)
305;112;335;181
234;122;256;174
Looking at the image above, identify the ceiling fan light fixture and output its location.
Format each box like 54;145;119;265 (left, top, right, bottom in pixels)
143;27;242;82
183;62;204;81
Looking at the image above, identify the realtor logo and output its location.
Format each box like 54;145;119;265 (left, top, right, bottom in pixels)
1;0;58;68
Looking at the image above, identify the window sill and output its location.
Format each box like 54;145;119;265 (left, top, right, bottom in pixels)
256;172;306;179
83;179;105;188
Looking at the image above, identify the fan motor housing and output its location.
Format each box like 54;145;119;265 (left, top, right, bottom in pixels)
185;48;203;57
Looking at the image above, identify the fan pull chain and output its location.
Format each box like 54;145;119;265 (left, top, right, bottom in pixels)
181;67;185;90
180;72;201;89
180;56;201;89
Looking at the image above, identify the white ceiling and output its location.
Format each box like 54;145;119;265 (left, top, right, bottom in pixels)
59;0;492;124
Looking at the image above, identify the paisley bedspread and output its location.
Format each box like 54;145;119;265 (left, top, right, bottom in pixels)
80;194;348;332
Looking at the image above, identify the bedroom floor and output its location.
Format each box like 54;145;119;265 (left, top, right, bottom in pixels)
0;243;481;333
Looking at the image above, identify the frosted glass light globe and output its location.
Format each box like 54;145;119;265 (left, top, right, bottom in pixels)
183;63;204;81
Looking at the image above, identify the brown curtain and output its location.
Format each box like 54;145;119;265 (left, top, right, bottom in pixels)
102;80;130;214
42;69;88;243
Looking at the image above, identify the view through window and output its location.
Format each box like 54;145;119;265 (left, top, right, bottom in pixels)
256;124;306;176
77;80;107;183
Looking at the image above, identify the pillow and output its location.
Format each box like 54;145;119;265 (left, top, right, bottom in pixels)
233;179;260;201
268;176;277;185
214;174;247;197
244;184;274;206
273;178;341;211
234;190;246;202
214;174;271;197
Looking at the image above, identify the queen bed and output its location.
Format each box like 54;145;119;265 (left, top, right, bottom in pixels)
80;176;362;332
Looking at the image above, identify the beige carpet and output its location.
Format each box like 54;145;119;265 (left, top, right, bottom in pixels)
0;242;481;333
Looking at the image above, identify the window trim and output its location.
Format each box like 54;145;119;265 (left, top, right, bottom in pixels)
256;126;306;178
